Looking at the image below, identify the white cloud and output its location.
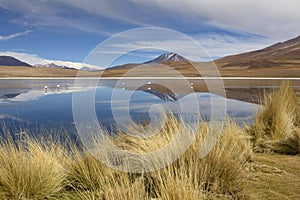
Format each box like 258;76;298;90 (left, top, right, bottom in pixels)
194;33;273;59
129;0;300;39
56;0;300;39
2;0;300;39
0;0;149;35
0;30;31;41
93;32;273;62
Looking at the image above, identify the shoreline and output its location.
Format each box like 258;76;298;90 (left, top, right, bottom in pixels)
1;76;300;80
1;77;299;104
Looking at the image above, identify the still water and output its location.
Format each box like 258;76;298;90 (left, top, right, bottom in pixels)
0;79;260;137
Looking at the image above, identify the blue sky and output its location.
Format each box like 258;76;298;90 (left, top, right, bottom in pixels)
1;0;300;67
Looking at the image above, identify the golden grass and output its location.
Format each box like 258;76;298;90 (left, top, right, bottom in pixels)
0;116;252;199
0;135;66;199
246;153;300;200
247;81;300;154
61;115;252;199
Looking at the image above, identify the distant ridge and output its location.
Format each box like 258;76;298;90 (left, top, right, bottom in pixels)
2;35;300;77
0;56;31;67
34;63;76;70
218;35;300;63
144;52;188;63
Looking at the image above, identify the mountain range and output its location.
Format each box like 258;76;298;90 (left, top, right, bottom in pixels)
1;35;300;77
0;53;102;71
34;63;76;70
101;35;299;77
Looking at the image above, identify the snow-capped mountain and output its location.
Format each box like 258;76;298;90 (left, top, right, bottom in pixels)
34;63;75;70
0;52;103;70
144;52;188;63
40;60;103;71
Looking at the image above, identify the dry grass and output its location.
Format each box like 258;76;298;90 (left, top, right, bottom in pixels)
247;81;300;154
246;153;300;200
0;115;252;199
0;135;66;199
65;116;252;199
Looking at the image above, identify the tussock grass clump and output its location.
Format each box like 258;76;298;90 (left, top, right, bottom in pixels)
247;81;300;154
65;147;148;199
254;128;300;155
0;135;66;199
66;116;252;199
0;115;252;199
139;120;252;199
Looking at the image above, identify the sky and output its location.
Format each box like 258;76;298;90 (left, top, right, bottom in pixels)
1;0;300;67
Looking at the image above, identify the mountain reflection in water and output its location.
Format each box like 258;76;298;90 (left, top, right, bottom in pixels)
0;79;261;138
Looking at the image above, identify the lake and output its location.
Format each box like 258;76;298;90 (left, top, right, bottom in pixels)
0;78;278;139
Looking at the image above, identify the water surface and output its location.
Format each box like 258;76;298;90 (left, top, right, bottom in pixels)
0;79;261;137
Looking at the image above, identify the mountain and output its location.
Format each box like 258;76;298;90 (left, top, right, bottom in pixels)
217;35;300;68
0;52;103;71
103;35;300;77
0;55;102;77
102;52;193;76
40;60;102;71
144;52;188;63
0;56;31;67
34;63;76;70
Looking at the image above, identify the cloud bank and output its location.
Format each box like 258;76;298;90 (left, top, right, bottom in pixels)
1;0;299;39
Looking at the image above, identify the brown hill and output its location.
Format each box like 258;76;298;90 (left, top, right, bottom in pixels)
218;36;300;62
217;35;300;70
